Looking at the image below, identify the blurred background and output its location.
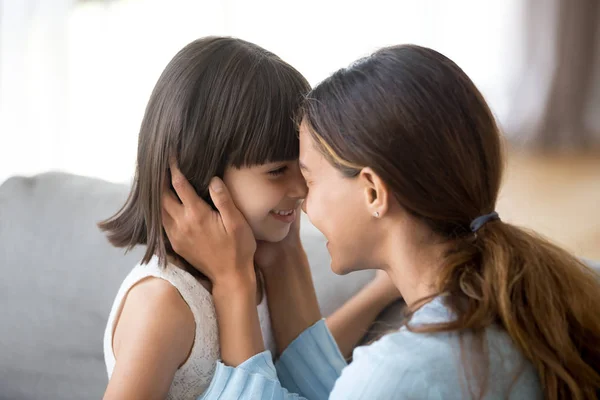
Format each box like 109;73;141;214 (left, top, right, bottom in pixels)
0;2;599;398
1;0;599;257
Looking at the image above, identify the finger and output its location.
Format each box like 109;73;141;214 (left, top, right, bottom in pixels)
169;160;206;211
162;186;182;219
208;177;245;232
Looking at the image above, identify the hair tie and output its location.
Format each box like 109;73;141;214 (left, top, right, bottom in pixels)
470;211;500;232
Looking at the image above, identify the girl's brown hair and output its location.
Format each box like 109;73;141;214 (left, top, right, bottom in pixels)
301;44;600;399
99;37;310;272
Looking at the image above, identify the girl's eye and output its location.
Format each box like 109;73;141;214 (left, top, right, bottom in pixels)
268;166;287;176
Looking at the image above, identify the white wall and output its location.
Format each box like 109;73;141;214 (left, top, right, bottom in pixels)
0;0;524;185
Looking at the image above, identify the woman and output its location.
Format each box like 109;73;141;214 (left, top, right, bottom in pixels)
162;44;600;399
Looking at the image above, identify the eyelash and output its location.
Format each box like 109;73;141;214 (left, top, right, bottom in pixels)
268;166;288;176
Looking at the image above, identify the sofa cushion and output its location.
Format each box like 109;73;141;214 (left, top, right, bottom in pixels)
0;172;374;399
3;172;596;399
0;173;144;399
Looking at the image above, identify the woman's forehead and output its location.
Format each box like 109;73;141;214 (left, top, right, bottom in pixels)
298;128;316;169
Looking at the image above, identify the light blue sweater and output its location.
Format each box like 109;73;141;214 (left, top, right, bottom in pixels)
199;297;542;399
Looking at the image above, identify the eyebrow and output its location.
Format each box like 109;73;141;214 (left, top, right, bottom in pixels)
299;161;310;172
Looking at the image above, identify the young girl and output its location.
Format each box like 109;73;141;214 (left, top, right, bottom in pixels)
99;37;400;400
98;36;309;399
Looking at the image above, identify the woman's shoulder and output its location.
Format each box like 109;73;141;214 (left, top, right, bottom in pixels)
356;297;456;358
335;298;541;399
351;301;460;373
357;297;527;361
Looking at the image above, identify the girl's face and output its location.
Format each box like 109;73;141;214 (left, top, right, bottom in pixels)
223;160;307;242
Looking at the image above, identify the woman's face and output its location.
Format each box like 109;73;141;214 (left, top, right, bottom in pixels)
223;159;306;242
299;123;381;275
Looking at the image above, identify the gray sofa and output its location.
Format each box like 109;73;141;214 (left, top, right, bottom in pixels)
1;173;598;400
0;172;386;399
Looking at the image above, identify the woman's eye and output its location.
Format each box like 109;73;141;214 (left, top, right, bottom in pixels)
268;166;288;176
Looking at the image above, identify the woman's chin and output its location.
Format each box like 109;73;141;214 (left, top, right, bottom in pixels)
329;250;365;276
328;254;353;276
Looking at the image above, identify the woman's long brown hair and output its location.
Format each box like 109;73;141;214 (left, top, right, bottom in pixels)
301;44;600;399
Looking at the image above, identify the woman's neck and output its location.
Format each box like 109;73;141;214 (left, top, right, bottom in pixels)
382;226;449;308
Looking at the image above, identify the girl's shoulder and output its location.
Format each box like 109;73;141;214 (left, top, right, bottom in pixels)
121;258;216;323
106;259;217;365
113;275;197;352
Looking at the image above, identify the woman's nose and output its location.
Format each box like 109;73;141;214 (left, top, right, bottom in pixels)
288;164;308;200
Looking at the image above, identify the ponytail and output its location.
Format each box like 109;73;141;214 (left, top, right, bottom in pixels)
414;219;600;399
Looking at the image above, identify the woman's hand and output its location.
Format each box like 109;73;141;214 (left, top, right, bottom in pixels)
162;162;256;290
162;161;264;366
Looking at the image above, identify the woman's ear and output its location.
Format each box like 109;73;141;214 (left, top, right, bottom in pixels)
359;167;389;218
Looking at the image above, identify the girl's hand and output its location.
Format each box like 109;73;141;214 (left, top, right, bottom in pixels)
254;205;303;271
325;269;401;358
162;162;257;291
367;270;402;304
253;208;322;355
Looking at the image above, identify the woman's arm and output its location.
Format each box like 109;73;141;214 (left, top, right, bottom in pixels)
255;219;400;359
162;166;264;366
326;270;402;359
199;319;345;400
104;278;195;400
211;270;266;366
162;167;343;399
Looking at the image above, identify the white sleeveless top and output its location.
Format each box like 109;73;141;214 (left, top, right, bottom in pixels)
103;257;275;400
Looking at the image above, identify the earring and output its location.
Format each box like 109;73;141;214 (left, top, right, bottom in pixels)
373;211;380;218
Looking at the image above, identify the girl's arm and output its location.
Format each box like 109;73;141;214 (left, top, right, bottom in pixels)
255;232;322;356
255;220;400;359
103;278;195;400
